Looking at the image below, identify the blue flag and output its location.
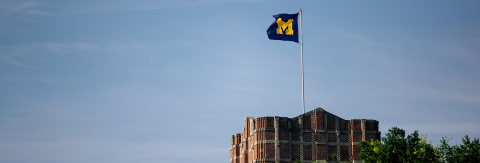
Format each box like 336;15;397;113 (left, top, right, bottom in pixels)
267;13;299;43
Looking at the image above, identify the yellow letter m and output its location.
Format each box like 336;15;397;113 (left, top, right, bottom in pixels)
276;18;294;35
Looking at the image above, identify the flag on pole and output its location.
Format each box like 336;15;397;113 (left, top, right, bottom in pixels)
267;10;305;114
266;13;299;43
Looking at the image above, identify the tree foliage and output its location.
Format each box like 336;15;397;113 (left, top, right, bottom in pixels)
359;127;480;163
439;135;480;163
329;153;340;163
359;127;440;163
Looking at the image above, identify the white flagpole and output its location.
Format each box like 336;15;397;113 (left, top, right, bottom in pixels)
299;8;305;114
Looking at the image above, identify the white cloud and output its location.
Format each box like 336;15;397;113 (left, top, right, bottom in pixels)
0;0;49;16
0;54;35;68
0;0;264;17
439;42;480;66
398;82;480;106
0;41;153;68
0;139;227;163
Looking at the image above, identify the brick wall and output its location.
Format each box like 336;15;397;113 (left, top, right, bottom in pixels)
230;108;380;163
316;144;327;160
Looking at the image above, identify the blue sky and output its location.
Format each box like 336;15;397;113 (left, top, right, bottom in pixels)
1;0;480;162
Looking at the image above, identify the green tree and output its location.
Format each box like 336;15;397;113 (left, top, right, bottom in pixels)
294;159;301;163
439;135;480;163
359;127;480;163
382;127;408;162
408;134;440;162
358;127;440;163
358;139;383;162
329;153;340;163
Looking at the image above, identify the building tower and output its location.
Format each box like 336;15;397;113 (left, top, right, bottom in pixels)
230;107;380;163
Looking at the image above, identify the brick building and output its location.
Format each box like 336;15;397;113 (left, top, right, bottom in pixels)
230;107;380;163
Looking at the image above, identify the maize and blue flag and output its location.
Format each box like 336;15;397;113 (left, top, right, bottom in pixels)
267;13;299;43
